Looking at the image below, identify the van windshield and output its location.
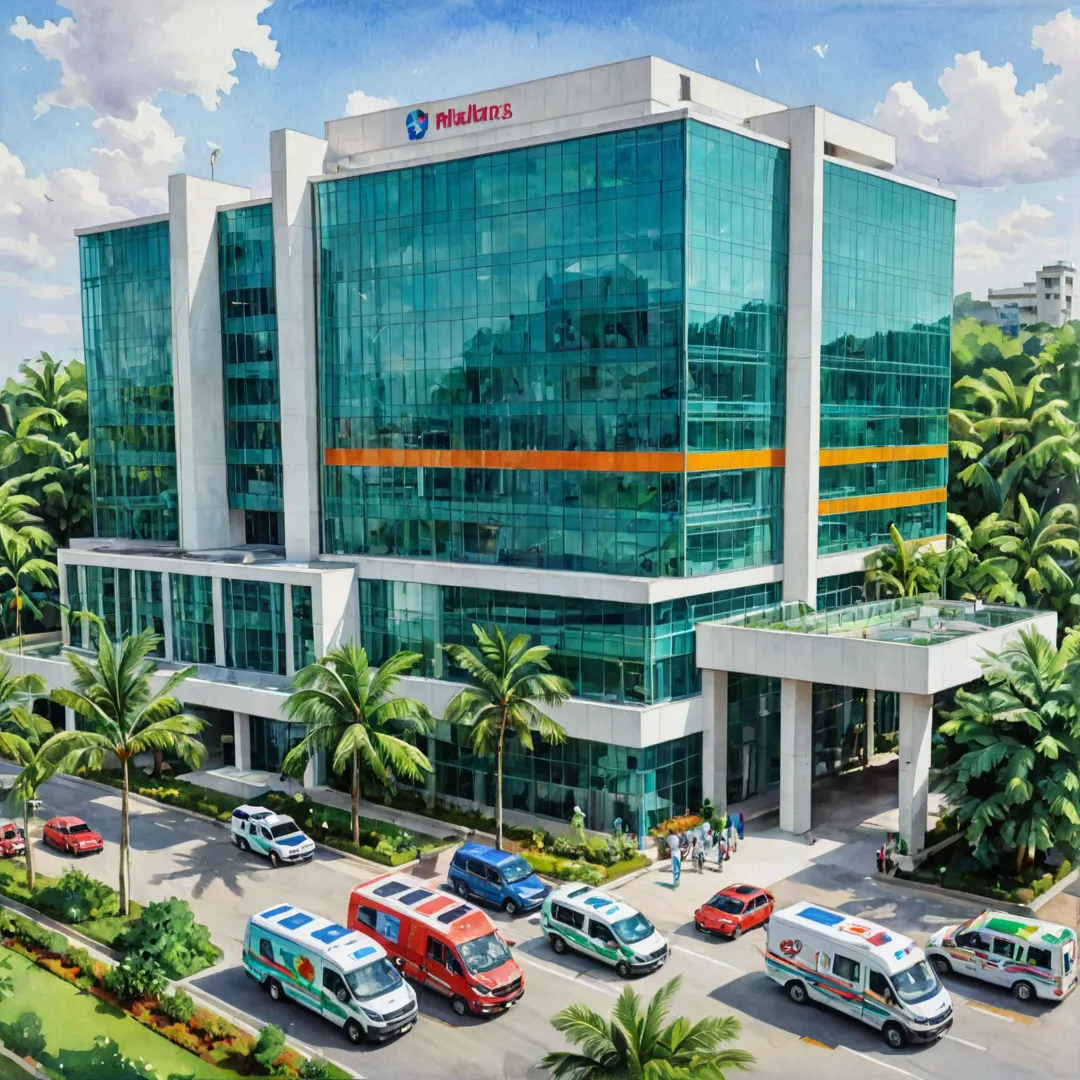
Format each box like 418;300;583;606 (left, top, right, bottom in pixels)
891;960;941;1005
500;857;534;885
345;957;403;1001
458;933;513;975
613;912;654;945
269;820;301;839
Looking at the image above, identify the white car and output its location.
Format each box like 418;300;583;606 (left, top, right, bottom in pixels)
231;805;315;867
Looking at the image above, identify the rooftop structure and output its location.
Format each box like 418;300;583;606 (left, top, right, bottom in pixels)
988;260;1075;328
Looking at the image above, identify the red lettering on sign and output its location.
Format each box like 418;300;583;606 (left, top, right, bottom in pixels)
426;102;513;134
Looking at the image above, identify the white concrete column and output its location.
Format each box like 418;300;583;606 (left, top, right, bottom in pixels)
167;174;252;550
212;577;226;667
233;711;251;771
865;688;876;766
64;708;76;733
780;677;813;835
78;565;88;647
750;106;823;604
284;583;295;677
898;692;933;856
271;129;328;562
161;572;174;660
700;669;729;814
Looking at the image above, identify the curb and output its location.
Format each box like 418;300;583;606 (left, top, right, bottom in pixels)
875;866;1080;917
0;895;362;1079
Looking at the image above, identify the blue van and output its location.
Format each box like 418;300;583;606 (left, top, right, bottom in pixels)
448;842;550;915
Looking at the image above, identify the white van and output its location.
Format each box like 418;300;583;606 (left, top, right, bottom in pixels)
926;909;1077;1003
766;902;953;1049
243;903;417;1043
540;883;668;977
231;805;315;867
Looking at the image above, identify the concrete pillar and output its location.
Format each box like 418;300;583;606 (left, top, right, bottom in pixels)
212;577;226;667
284;583;295;676
271;129;328;562
161;572;174;660
64;708;76;733
865;689;876;766
898;692;933;856
780;678;813;835
233;712;251;771
167;174;252;550
700;669;729;814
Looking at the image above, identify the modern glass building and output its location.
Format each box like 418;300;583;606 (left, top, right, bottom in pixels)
55;58;954;834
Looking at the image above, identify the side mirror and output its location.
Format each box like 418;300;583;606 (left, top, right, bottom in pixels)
504;939;516;948
336;988;349;1003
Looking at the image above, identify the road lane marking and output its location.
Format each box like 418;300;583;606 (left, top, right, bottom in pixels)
153;821;173;830
965;1000;1032;1024
944;1033;987;1051
671;944;743;973
801;1036;834;1049
517;954;618;996
839;1046;927;1079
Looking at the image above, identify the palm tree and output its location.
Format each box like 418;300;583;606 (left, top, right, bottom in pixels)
0;528;57;649
443;624;571;850
541;975;754;1080
50;627;206;915
281;643;434;846
864;524;941;599
937;628;1080;873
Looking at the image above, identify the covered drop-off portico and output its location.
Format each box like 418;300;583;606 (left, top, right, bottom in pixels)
696;596;1057;856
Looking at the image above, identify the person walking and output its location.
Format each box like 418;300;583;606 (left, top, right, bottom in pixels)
726;814;738;855
715;829;727;872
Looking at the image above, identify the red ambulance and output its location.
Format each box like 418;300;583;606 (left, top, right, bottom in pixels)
347;873;524;1017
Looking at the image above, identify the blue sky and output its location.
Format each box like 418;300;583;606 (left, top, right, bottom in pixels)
0;0;1076;375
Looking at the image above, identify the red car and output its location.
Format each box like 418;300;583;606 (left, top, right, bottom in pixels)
694;884;774;940
42;816;104;856
0;822;25;859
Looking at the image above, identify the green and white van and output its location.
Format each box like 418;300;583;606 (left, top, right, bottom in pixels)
540;884;669;977
231;805;315;867
244;903;417;1043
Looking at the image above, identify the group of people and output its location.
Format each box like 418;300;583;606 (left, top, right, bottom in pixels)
667;812;745;881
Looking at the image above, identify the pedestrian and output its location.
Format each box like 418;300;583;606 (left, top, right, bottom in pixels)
726;814;738;855
876;841;886;874
694;836;705;874
715;830;727;872
735;812;745;841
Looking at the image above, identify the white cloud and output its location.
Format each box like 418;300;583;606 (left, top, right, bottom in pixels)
20;312;78;336
90;102;186;212
955;198;1056;271
873;9;1080;186
28;283;77;300
343;89;398;117
0;270;31;289
10;0;280;120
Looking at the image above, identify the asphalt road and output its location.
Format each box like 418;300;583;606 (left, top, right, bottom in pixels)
4;765;1078;1080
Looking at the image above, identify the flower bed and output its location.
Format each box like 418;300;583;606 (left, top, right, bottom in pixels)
523;851;649;885
0;911;346;1079
647;814;703;839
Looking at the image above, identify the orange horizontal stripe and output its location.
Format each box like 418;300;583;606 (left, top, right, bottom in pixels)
818;487;947;516
325;448;785;473
819;444;948;467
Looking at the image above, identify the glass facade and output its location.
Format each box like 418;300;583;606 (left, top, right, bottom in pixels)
291;585;316;670
427;723;701;832
81;566;164;655
316;120;787;579
223;579;286;674
360;579;779;706
171;574;216;665
79;222;177;540
65;565;83;648
250;716;306;773
218;203;283;533
726;672;780;805
815;571;866;611
818;163;953;554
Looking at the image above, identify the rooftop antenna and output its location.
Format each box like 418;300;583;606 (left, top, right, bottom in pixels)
209;146;221;181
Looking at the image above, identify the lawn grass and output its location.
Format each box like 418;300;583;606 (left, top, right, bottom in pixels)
0;945;231;1079
0;863;139;948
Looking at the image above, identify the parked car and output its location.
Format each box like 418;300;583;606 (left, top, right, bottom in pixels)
231;805;315;867
0;821;25;859
42;816;104;856
694;883;774;939
448;842;550;914
348;872;524;1017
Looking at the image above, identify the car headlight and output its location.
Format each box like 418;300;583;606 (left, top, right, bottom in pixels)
361;1007;383;1022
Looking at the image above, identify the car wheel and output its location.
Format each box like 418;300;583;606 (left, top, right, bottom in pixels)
451;996;469;1017
266;979;283;1002
931;956;951;976
455;880;470;899
730;926;742;941
502;897;519;915
786;980;808;1005
269;851;279;869
1012;980;1035;1002
882;1022;906;1049
615;960;632;978
345;1019;365;1044
550;934;567;955
238;837;249;853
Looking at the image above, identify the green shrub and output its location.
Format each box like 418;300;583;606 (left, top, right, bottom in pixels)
0;1011;46;1062
0;911;67;955
117;897;219;979
875;730;899;754
63;945;94;975
1032;873;1054;897
159;988;196;1024
253;1023;287;1074
299;1059;332;1079
565;861;605;885
1055;859;1072;882
1012;887;1036;905
36;867;119;924
103;956;168;1003
583;837;619;867
551;836;581;859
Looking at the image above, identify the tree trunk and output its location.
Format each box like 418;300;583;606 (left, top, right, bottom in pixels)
152;748;163;778
495;718;506;851
119;757;130;916
23;802;33;891
351;750;360;846
1015;844;1026;875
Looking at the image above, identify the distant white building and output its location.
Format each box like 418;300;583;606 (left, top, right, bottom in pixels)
988;261;1075;328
